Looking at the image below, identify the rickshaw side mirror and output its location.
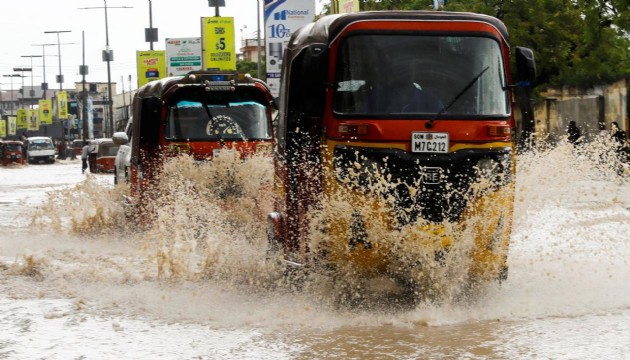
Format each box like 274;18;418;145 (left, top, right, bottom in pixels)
112;131;129;145
515;47;536;86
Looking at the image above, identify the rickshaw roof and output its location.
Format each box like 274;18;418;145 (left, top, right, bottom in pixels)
133;72;271;100
135;76;186;100
286;11;509;64
3;140;23;145
27;136;52;141
90;138;113;145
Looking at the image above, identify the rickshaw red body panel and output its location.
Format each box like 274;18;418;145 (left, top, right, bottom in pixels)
1;141;25;166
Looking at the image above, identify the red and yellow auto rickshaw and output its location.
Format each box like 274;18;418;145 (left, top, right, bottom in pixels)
116;71;276;209
88;138;119;173
1;140;25;166
267;11;536;294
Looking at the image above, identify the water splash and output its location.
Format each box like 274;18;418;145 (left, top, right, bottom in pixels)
17;137;630;323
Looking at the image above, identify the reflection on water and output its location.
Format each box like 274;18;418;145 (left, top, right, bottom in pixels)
0;139;629;358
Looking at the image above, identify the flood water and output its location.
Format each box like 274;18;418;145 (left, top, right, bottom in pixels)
1;143;630;359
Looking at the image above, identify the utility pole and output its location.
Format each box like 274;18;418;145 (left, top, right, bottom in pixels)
32;42;76;100
20;56;42;109
128;75;132;116
44;30;72;142
145;0;158;50
80;31;89;142
78;1;133;137
2;74;21;116
257;0;261;78
13;68;32;110
208;0;225;16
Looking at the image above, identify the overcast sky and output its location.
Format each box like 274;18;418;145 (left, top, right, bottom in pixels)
0;0;326;95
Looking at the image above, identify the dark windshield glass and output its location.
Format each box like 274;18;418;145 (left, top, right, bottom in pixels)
28;139;54;150
164;87;271;141
98;143;119;157
4;144;21;152
333;34;508;118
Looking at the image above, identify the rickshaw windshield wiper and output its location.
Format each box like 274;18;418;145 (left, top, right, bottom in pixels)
425;66;489;129
201;103;224;145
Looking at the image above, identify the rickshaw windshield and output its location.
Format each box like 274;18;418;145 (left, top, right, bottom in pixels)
97;143;119;157
333;33;509;118
4;144;21;152
164;88;272;141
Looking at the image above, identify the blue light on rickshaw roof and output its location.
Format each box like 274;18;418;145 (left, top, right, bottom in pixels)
210;74;227;81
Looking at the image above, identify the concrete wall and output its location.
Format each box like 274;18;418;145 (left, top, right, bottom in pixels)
533;79;629;142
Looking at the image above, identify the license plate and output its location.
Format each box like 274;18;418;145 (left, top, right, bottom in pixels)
212;148;235;158
412;132;449;153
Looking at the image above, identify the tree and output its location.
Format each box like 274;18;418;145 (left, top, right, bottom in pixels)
236;58;266;79
354;0;630;88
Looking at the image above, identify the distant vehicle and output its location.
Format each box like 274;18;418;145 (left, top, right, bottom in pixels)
1;140;25;166
71;139;85;157
124;71;276;209
87;138;119;173
112;117;133;184
26;136;56;164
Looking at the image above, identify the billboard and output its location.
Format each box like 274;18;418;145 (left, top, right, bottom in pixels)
27;109;39;131
333;0;359;13
57;91;68;120
166;37;203;76
201;17;236;71
137;50;167;87
39;99;53;125
8;116;16;136
264;0;315;96
17;109;27;128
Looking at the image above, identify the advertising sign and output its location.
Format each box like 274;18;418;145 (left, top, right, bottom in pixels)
39;99;53;125
0;120;5;138
57;91;68;120
334;0;359;13
137;50;167;87
166;37;203;76
264;0;315;96
17;109;27;128
27;109;39;131
8;116;16;136
201;17;236;71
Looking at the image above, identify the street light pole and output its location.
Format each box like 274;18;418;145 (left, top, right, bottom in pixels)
146;0;158;51
257;0;262;78
12;68;32;110
20;56;42;108
3;74;21;116
44;30;72;142
44;31;71;92
32;43;76;100
79;2;133;137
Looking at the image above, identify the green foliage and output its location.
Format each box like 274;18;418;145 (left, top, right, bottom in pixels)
236;58;266;80
354;0;630;88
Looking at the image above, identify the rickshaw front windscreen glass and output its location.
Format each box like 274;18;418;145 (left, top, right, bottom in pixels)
333;34;509;117
165;89;272;141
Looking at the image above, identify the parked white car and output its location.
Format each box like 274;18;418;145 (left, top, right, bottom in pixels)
112;118;132;184
26;136;56;164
